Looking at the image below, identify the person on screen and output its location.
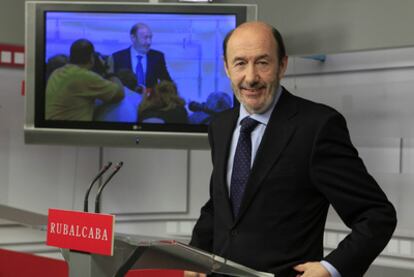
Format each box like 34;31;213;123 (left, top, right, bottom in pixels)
188;92;233;124
115;68;144;93
45;39;124;121
186;22;396;277
111;23;172;92
94;69;143;122
45;54;68;81
138;80;187;124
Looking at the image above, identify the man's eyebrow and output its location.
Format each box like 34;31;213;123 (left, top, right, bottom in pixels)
231;54;271;63
231;56;246;63
256;54;271;60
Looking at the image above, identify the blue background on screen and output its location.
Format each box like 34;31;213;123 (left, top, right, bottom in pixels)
45;12;236;112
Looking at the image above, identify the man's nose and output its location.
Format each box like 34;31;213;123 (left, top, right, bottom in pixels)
244;64;259;84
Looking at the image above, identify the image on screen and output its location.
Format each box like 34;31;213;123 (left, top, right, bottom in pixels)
43;12;236;127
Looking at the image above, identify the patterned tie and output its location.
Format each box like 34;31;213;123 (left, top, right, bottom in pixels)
136;55;145;86
230;117;259;217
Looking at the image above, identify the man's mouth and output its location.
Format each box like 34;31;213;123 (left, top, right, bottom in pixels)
241;86;265;94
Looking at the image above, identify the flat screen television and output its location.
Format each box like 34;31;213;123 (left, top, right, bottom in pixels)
24;1;257;149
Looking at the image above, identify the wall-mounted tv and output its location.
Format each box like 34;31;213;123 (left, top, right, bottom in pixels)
24;1;257;149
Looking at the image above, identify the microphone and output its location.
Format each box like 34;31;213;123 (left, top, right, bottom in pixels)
94;161;124;213
188;101;210;113
84;161;112;212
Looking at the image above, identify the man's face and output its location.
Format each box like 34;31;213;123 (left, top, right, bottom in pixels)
224;23;287;114
131;26;152;54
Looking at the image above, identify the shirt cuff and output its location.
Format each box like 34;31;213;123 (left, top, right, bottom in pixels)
320;260;341;277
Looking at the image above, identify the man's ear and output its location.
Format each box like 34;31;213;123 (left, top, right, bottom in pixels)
223;56;230;78
130;34;136;43
278;56;288;79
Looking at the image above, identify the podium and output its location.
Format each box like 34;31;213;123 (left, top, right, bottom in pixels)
62;233;274;277
0;205;273;276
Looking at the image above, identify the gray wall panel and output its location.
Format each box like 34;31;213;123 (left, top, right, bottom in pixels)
100;147;188;214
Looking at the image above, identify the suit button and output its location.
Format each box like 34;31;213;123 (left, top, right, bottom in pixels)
230;230;238;236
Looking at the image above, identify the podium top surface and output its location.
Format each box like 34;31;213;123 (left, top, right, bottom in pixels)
114;233;274;277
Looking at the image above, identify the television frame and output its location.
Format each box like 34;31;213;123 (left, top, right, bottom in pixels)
24;1;257;149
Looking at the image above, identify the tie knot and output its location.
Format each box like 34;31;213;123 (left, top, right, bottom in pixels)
137;55;143;62
240;117;259;134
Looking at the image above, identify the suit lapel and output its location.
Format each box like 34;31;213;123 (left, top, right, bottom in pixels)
126;47;133;70
234;90;298;224
145;51;154;85
214;109;239;222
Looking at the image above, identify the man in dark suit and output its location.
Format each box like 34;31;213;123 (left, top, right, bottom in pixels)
188;22;397;277
112;23;172;91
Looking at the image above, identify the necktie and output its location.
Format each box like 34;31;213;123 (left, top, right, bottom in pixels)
230;117;259;217
136;55;145;86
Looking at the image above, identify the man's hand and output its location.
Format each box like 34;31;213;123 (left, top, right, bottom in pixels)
135;84;146;94
183;271;207;277
293;262;331;277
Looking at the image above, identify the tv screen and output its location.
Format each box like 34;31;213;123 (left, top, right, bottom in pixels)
24;1;257;149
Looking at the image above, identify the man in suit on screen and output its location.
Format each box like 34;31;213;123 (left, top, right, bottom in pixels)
111;23;172;91
187;21;397;277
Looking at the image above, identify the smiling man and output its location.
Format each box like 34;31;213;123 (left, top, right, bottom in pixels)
188;22;397;277
112;23;172;90
224;22;286;115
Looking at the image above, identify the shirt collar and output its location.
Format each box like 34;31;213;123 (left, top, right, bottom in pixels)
238;85;283;126
130;47;146;58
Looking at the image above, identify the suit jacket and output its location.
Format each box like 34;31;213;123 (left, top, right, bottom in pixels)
112;47;172;88
190;89;397;277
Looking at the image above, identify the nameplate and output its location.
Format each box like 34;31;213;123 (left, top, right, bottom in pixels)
46;209;115;256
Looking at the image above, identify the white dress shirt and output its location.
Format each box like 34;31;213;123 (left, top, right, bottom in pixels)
130;47;147;77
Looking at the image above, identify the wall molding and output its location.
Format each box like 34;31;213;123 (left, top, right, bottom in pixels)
286;47;414;77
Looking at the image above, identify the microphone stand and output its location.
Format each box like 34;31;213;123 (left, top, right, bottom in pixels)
95;161;124;213
84;161;112;212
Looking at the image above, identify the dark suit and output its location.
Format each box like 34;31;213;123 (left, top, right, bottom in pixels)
190;89;397;277
112;48;172;88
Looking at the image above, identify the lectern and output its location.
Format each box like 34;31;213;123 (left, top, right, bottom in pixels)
0;204;273;276
62;233;274;277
